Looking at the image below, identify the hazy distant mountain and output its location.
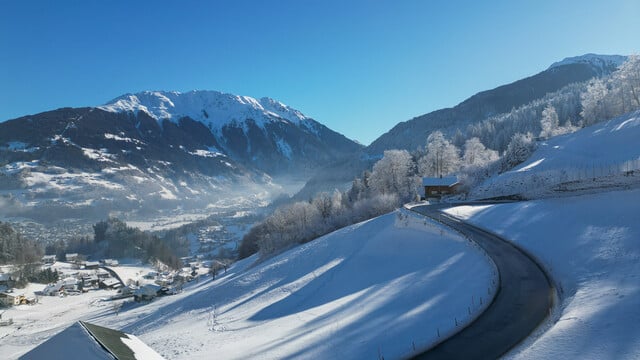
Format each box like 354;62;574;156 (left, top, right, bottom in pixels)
0;91;362;221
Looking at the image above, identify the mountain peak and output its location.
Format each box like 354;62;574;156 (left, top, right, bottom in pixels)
548;53;627;73
99;90;310;130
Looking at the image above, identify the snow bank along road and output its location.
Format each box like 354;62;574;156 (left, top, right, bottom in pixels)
410;204;555;360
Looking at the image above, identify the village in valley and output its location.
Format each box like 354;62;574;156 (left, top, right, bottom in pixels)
0;252;222;332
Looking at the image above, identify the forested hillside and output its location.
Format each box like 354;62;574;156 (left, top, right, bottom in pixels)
240;55;640;259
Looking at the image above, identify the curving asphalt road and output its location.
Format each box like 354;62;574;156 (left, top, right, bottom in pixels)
409;204;555;360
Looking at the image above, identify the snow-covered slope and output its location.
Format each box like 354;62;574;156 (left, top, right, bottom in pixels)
548;53;626;74
471;110;640;199
79;210;496;360
446;188;640;359
100;90;309;130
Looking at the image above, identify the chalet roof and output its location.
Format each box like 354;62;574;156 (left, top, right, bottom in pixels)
19;321;165;360
422;176;459;187
100;278;121;287
134;284;162;297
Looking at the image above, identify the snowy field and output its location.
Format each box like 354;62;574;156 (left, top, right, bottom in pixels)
73;209;497;360
471;110;640;199
445;188;640;359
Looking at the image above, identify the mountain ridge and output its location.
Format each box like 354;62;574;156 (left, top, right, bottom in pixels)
0;93;362;221
366;54;626;155
293;54;626;201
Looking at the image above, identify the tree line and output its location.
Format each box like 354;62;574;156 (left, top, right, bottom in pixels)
239;56;640;259
49;217;182;269
0;222;42;265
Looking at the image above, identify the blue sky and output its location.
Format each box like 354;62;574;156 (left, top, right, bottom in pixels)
1;1;638;145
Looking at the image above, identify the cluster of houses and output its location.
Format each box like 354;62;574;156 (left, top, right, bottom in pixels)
126;259;224;302
1;252;223;308
0;254;125;308
0;273;37;307
40;268;123;297
41;253;119;269
37;254;125;298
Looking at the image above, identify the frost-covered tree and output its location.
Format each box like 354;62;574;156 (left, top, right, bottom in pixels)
581;78;610;126
462;137;498;167
313;192;334;221
419;131;460;177
580;56;640;126
614;55;640;109
501;132;536;171
369;149;419;202
0;222;43;265
540;105;559;139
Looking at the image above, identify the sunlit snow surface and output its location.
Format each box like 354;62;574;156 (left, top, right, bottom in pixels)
99;90;310;131
446;188;640;359
471;110;640;199
87;210;495;360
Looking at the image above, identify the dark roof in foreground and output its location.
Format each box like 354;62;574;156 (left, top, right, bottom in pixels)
19;321;164;360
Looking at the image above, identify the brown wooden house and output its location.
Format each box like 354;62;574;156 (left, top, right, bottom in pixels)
423;176;459;199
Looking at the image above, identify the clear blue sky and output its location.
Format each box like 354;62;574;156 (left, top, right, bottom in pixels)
1;1;638;145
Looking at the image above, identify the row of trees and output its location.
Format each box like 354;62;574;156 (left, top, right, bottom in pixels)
239;189;399;258
0;222;42;265
238;130;523;258
91;218;182;269
0;222;61;288
46;218;182;269
239;56;640;259
581;55;640;125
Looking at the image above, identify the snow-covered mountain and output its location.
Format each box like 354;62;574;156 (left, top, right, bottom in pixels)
100;91;309;130
99;90;362;175
548;53;626;75
0;92;362;221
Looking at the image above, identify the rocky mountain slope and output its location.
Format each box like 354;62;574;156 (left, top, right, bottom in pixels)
0;91;362;221
100;91;362;175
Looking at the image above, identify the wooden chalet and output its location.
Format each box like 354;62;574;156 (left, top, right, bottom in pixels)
0;292;19;306
41;255;56;265
423;176;460;199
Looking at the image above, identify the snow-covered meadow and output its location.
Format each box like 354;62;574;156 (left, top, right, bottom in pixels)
80;209;497;360
470;110;640;199
445;188;640;359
